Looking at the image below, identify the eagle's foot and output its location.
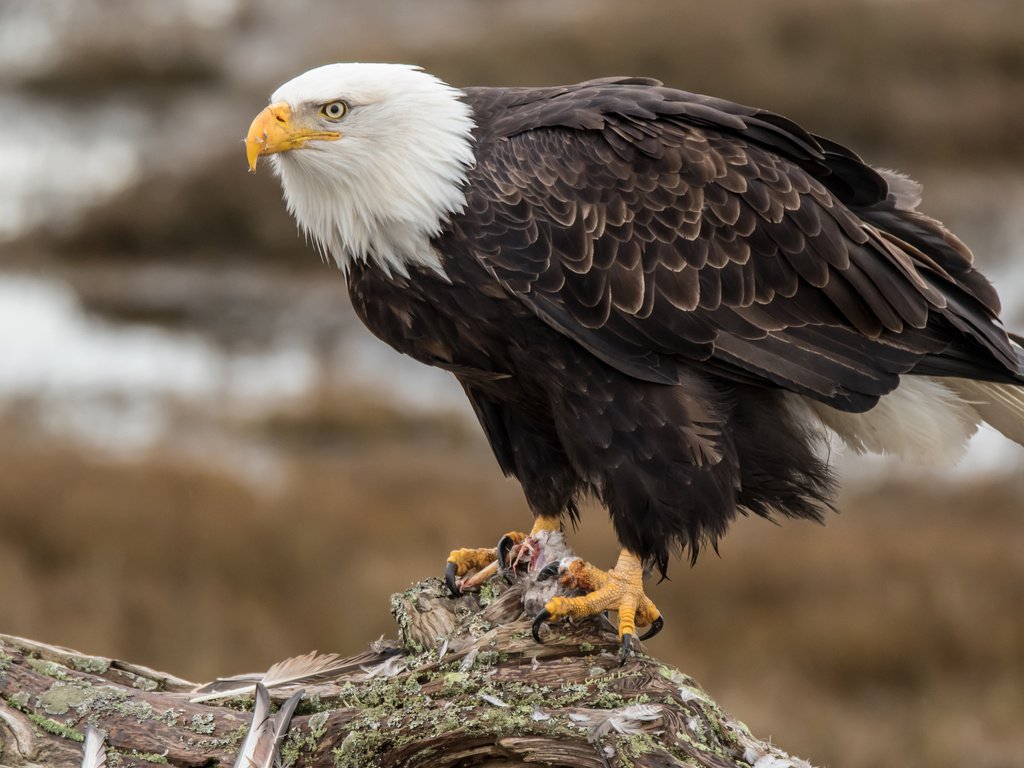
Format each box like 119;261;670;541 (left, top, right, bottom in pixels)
445;517;563;596
445;546;499;595
531;549;663;665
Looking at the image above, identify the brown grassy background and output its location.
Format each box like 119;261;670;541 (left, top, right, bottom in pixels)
3;1;1024;766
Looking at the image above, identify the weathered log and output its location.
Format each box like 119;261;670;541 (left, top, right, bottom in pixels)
0;569;815;767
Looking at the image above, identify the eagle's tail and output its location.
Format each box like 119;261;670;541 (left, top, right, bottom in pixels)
807;377;981;465
947;333;1024;447
807;365;1024;465
945;378;1024;447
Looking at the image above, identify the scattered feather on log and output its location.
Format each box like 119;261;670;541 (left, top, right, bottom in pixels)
232;683;303;768
80;727;107;768
191;650;380;703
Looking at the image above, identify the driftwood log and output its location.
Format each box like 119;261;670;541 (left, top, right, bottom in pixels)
0;569;815;767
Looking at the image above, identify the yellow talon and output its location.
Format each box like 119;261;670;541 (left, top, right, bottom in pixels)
532;549;663;663
444;546;498;595
446;546;497;577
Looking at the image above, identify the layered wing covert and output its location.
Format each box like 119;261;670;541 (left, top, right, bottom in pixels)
450;80;1020;411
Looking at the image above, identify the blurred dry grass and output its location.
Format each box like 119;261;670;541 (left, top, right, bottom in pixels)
1;393;1022;767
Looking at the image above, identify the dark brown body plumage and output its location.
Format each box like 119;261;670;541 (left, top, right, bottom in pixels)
347;78;1023;574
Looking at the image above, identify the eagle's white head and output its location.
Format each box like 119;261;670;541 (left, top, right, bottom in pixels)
245;63;476;276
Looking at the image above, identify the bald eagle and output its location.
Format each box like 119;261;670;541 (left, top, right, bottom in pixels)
246;63;1024;660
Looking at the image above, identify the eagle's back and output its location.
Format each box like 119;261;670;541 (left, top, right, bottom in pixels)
454;80;1022;413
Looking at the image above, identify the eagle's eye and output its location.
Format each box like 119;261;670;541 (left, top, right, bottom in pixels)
320;101;349;120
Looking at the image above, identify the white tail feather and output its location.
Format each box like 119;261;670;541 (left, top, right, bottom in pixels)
806;377;981;465
806;375;1024;465
944;378;1024;446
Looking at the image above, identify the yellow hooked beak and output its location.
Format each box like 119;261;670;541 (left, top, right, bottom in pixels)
244;103;341;172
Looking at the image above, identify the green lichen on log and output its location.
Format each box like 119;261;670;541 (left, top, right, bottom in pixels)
27;657;71;681
191;723;250;753
187;712;216;735
39;683;93;715
109;747;170;764
26;711;85;742
69;656;111;676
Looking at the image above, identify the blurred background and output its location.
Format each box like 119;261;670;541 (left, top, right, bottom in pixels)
1;0;1023;765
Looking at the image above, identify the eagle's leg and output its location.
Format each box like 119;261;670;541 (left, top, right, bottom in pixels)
531;549;664;664
445;516;561;595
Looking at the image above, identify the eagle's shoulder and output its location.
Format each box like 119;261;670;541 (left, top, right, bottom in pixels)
462;79;889;210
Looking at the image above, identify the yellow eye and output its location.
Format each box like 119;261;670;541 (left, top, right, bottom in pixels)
321;101;348;120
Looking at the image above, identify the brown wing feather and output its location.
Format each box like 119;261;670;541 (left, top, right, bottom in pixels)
451;82;1021;412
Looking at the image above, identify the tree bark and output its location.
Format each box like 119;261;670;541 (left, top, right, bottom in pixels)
0;575;816;768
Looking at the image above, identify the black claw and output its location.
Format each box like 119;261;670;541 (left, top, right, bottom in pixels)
497;534;515;567
531;609;551;643
536;561;561;582
639;616;664;641
497;535;519;582
444;562;461;597
619;633;633;666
